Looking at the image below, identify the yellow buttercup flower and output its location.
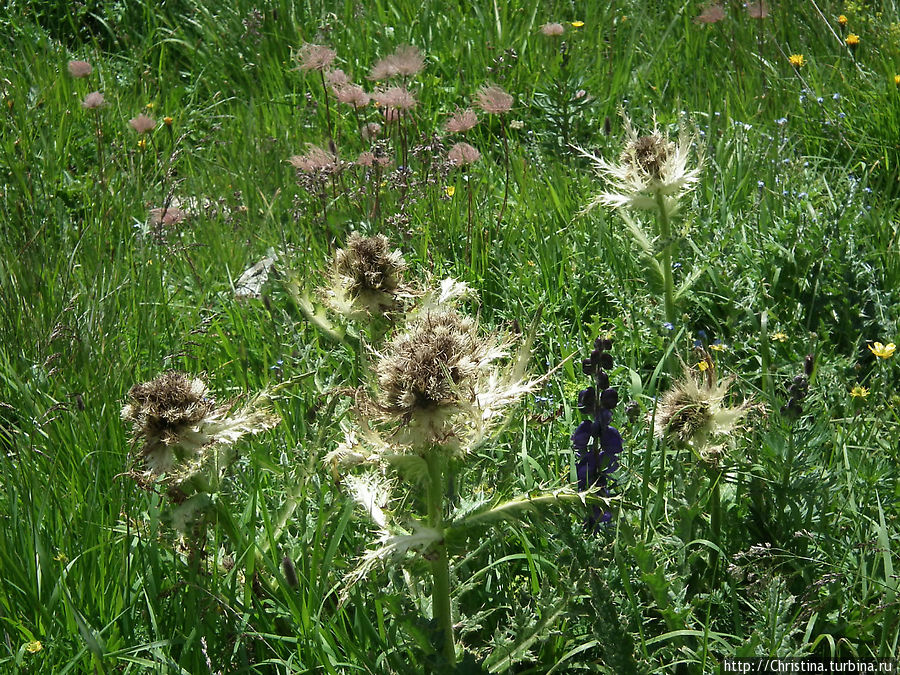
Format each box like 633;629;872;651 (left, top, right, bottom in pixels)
868;342;896;359
698;360;709;372
850;384;869;398
789;54;805;68
771;332;788;342
444;185;455;197
838;15;848;26
137;138;147;151
894;74;900;87
845;33;860;50
570;20;584;27
163;116;174;127
25;641;42;654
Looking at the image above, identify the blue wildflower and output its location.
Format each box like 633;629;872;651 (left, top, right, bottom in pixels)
572;336;623;529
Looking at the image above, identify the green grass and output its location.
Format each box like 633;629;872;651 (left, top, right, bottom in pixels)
1;0;899;672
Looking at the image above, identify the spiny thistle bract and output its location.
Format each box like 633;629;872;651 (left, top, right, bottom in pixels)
579;113;701;215
654;362;754;465
121;370;279;488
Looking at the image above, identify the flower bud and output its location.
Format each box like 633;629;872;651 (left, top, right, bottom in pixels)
600;387;619;410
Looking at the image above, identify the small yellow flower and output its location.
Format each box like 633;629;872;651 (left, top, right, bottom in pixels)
845;33;860;49
444;185;455;197
163;116;173;127
54;551;69;563
771;332;788;342
137;138;147;151
145;102;155;109
868;341;896;359
25;641;42;654
894;74;900;87
850;384;869;398
709;342;727;352
789;54;806;68
570;20;584;27
698;360;709;372
838;14;848;26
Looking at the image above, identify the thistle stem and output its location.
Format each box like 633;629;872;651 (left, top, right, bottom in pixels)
425;452;455;666
655;191;678;377
655;192;676;327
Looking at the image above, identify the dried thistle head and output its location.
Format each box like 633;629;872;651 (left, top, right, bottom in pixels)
298;42;336;72
68;60;92;78
445;108;479;134
654;366;754;463
122;371;279;477
325;233;411;317
579;113;701;214
476;84;513;114
121;371;216;473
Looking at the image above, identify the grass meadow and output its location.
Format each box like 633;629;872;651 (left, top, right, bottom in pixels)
1;0;899;672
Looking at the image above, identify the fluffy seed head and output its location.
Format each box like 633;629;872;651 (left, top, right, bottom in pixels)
129;114;156;134
368;44;425;80
448;142;480;166
445;109;479;134
334;84;370;108
694;4;726;24
68;60;92;78
373;86;416;111
476;84;513;114
326;68;350;87
540;22;565;36
289;144;340;174
82;91;105;109
298;43;336;72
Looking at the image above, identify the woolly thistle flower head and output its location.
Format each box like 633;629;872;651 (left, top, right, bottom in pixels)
580;113;701;215
325;232;412;318
654;366;754;464
121;371;278;477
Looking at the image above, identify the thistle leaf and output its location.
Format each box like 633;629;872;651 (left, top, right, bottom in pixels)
448;487;614;534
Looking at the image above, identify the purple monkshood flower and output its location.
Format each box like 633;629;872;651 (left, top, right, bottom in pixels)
573;337;622;529
573;421;622;525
